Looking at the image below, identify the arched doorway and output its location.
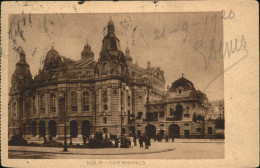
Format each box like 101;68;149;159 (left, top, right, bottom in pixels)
82;120;91;138
169;124;180;138
31;121;36;137
175;105;183;120
129;126;135;136
145;124;156;138
39;121;46;137
48;120;57;137
70;120;78;138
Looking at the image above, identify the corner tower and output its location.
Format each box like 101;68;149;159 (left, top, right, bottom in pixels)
97;18;129;77
10;49;32;93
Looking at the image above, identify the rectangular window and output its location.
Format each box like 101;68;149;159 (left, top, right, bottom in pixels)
40;95;45;113
127;96;131;107
50;94;56;113
159;111;165;117
103;117;107;124
83;91;90;112
71;92;77;112
208;127;213;134
196;128;201;132
13;102;17;118
184;114;190;117
103;90;108;111
33;97;36;114
86;70;91;76
170;108;173;116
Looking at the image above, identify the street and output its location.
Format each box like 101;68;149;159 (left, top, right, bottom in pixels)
9;141;224;159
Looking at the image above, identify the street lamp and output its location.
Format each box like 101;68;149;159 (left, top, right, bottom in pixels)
60;91;68;152
119;79;129;147
146;87;151;124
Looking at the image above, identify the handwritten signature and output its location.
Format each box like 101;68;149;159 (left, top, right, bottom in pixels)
194;35;248;92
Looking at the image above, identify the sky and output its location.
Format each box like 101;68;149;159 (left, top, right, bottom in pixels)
8;12;223;101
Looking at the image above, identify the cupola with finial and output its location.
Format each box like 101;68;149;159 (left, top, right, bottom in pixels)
81;40;94;60
107;16;115;34
101;17;121;52
125;42;133;64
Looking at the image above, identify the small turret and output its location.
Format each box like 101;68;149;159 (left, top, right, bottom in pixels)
81;41;94;60
11;48;32;92
125;44;133;64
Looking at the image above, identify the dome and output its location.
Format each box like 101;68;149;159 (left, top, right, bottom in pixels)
14;49;30;75
101;19;121;52
125;47;133;62
108;19;114;26
168;75;195;92
81;42;94;60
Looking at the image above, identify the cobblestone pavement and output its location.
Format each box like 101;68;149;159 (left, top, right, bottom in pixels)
9;141;224;159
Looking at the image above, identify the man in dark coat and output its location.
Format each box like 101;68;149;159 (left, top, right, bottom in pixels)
165;134;168;142
133;136;137;146
115;137;119;148
139;136;143;148
172;135;175;142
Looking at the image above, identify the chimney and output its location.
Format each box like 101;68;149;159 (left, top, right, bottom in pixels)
147;61;151;69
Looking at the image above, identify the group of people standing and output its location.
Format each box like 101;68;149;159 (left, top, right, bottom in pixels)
136;135;151;149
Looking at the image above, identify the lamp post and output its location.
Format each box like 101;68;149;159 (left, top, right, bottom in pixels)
60;91;68;152
146;87;151;124
119;79;129;147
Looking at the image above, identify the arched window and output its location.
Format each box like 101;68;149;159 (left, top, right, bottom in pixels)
102;62;107;74
40;95;45;113
71;92;77;112
50;94;56;113
119;64;124;74
82;91;90;112
103;117;107;124
127;96;131;107
102;90;108;110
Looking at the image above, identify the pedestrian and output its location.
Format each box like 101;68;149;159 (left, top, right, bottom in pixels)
139;136;143;148
133;136;137;146
105;134;108;140
165;134;168;142
43;136;47;144
83;135;87;145
115;137;119;148
144;137;149;149
128;138;131;148
148;137;151;148
172;135;175;142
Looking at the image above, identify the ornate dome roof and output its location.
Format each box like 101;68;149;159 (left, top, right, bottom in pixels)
101;18;121;52
125;47;133;62
108;18;114;26
14;48;30;75
168;75;195;92
81;42;94;60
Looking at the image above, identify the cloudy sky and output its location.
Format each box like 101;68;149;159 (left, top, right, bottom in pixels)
8;12;223;101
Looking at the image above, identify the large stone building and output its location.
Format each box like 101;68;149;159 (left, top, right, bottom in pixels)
8;19;223;140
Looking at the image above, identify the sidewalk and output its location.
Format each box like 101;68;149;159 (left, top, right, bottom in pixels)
9;142;175;155
26;138;224;145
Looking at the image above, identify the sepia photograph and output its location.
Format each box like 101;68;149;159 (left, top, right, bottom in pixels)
7;12;225;159
1;1;259;167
